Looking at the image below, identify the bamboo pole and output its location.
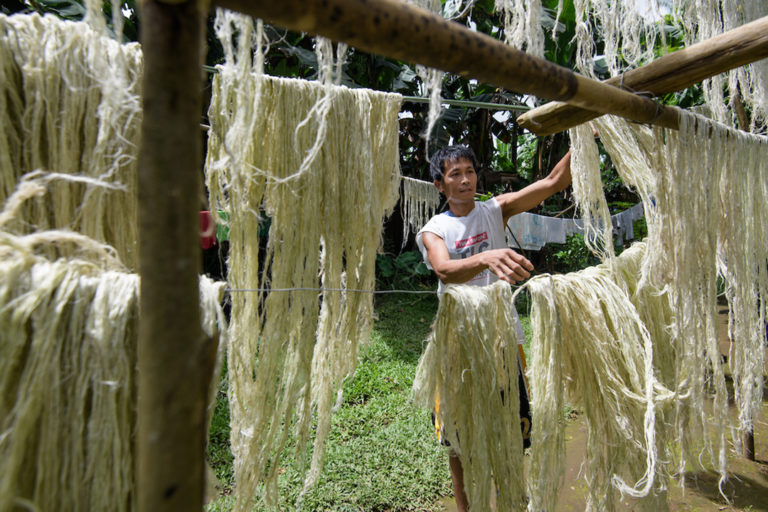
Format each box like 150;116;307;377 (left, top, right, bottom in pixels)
137;0;214;510
518;16;768;135
212;0;682;130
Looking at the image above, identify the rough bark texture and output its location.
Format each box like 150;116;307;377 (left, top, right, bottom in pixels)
518;15;768;135
136;1;212;510
213;0;680;130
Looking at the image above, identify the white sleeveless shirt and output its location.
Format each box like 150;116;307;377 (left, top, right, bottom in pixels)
416;198;507;295
416;198;526;344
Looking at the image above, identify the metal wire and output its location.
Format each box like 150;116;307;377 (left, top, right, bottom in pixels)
201;65;529;113
225;287;437;294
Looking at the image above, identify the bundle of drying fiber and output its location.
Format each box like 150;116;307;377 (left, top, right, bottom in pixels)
591;115;662;263
413;281;526;511
0;10;142;269
206;11;401;508
569;122;615;260
610;242;677;390
305;79;401;491
404;0;446;152
590;116;677;386
566;0;767;131
401;176;440;245
495;0;544;57
716;125;768;451
591;116;657;209
633;113;729;483
577;110;768;492
672;0;768;131
522;242;675;512
573;111;726;486
0;178;228;512
0;258;138;512
571;0;667;78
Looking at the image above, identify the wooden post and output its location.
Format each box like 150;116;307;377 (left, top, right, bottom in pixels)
744;429;756;461
517;15;768;135
137;0;213;510
733;89;751;132
213;0;682;131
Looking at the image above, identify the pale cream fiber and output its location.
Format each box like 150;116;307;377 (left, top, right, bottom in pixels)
587;116;677;389
413;281;526;511
671;0;768;132
405;0;446;153
576;0;666;77
715;124;768;453
401;176;440;245
495;0;545;58
0;176;228;512
522;242;675;512
401;0;480;155
569;122;614;260
632;114;729;488
591;116;658;230
577;112;722;491
572;0;597;78
206;11;401;508
567;0;766;133
0;11;142;269
568;111;768;502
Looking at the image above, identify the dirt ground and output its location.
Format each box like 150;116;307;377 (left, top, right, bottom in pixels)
440;307;768;511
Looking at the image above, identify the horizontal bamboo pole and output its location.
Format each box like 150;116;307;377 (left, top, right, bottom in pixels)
213;0;681;130
518;15;768;135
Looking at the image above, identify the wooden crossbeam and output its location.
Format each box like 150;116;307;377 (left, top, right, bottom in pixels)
517;16;768;135
213;0;683;131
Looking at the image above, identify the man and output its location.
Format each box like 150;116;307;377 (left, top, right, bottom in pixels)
416;144;572;511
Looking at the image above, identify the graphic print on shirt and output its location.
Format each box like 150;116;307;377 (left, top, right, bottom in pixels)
453;231;491;283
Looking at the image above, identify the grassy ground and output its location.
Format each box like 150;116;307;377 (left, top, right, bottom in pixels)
207;292;534;511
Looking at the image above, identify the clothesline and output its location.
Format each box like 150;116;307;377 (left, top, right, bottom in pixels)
402;95;529;112
507;202;645;250
225;287;437;294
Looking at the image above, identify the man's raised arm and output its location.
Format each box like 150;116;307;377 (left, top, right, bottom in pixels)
497;150;572;224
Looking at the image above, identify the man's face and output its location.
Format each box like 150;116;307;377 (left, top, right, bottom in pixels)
434;157;477;203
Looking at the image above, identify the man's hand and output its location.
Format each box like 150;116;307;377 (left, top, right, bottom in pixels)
422;232;534;284
479;248;533;283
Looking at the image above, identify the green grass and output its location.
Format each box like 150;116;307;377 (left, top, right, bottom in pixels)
206;293;455;511
205;293;544;511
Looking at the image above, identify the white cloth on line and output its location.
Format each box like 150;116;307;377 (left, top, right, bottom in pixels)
507;203;644;250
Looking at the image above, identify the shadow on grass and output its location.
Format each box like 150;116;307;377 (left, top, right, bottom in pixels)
684;469;768;511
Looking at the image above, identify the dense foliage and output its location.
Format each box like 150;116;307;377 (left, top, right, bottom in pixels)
9;0;702;274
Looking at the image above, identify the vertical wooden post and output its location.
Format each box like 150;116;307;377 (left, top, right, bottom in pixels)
137;0;212;510
744;430;756;461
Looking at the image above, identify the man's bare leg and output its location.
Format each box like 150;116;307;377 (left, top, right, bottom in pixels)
449;453;469;512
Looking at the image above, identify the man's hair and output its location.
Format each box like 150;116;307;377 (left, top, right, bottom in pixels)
429;145;479;182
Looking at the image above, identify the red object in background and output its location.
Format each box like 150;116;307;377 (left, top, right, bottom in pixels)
200;211;217;249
